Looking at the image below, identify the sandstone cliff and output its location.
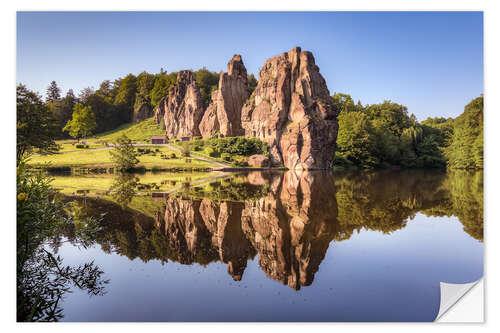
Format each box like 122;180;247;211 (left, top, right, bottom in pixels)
199;55;249;138
241;47;339;170
155;70;205;139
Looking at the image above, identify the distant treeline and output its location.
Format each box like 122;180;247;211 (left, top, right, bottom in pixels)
332;93;483;170
44;69;258;137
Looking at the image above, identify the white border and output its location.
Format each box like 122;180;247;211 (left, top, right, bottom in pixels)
2;0;498;332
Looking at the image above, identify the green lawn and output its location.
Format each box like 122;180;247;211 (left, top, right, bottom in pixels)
29;145;217;169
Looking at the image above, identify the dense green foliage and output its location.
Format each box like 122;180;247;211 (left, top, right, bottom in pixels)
333;93;482;170
109;135;140;171
444;96;483;169
247;74;258;95
194;67;220;107
63;103;98;139
16;84;59;162
206;136;268;156
17;162;108;321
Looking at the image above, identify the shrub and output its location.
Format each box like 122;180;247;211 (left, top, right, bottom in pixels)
208;149;220;158
221;153;232;162
75;144;89;149
170;153;177;159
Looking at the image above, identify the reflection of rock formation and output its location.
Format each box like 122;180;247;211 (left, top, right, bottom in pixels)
242;171;339;289
60;170;483;291
154;171;341;289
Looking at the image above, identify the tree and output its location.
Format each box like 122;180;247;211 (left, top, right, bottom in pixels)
109;134;139;171
17;162;108;321
336;111;379;168
150;72;177;107
180;141;191;157
48;89;78;135
109;173;138;208
46;81;61;103
332;93;358;114
445;96;483;170
17;84;59;162
113;74;137;123
247;74;258;95
63;103;97;140
134;71;156;108
194;67;219;107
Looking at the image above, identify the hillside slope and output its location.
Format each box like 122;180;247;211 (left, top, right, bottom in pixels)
97;117;164;142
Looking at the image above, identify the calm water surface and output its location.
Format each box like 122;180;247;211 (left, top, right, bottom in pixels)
50;170;483;322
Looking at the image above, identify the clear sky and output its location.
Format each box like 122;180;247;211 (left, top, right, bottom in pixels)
16;11;483;120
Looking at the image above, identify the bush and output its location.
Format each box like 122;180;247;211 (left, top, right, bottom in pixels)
208;149;220;158
170;153;177;159
209;136;267;156
221;153;232;162
75;144;89;149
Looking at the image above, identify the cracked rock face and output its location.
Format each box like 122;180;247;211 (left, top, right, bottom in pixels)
241;47;339;170
199;55;249;138
156;70;205;139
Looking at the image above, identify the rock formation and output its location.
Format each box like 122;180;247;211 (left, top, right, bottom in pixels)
247;154;269;168
153;97;167;124
155;70;205;139
133;103;153;123
199;55;250;138
241;47;339;170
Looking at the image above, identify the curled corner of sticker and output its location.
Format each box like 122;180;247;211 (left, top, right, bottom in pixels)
435;279;482;321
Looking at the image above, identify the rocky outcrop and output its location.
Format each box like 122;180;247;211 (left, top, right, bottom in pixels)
241;47;339;170
153;97;167;124
199;55;249;138
247;154;269;168
198;92;219;138
156;71;205;139
133;103;153;123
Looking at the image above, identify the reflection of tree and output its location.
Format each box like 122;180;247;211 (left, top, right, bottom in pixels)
334;170;450;236
18;248;107;322
432;171;483;241
17;164;108;321
55;170;483;292
109;173;138;208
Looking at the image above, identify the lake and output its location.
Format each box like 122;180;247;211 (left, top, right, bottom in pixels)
47;169;483;322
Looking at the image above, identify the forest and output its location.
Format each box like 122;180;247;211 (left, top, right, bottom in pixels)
333;93;483;170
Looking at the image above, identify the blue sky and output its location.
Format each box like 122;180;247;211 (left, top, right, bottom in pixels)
16;11;483;120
